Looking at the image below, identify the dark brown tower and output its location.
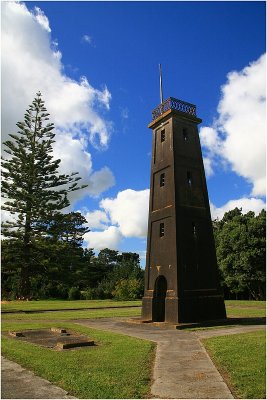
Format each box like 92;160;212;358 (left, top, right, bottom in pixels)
142;98;226;323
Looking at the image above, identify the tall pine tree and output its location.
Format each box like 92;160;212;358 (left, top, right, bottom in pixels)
2;92;87;297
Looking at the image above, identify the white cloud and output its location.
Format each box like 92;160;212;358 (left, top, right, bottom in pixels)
210;197;266;220
1;1;114;205
83;210;110;230
100;189;150;237
84;226;122;251
200;127;221;153
2;2;111;147
88;167;116;197
81;188;150;251
33;7;51;32
52;132;115;201
199;54;266;196
203;157;214;178
53;131;93;177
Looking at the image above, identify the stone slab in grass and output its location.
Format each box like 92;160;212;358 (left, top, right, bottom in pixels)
5;328;95;350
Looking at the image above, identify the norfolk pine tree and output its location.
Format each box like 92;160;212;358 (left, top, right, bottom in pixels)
1;92;88;297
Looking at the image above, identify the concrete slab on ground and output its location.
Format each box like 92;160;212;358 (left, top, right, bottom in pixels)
4;328;94;350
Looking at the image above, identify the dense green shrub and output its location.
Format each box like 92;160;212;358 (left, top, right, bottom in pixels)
81;287;104;300
112;278;144;300
68;287;81;300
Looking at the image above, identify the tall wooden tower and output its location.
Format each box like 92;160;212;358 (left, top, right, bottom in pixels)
142;97;226;323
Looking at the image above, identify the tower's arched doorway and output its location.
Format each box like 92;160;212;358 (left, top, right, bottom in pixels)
152;275;167;322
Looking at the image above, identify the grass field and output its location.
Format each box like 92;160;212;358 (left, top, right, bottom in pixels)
1;301;153;398
2;298;265;317
225;300;266;318
203;330;266;399
1;299;142;312
2;322;155;399
1;299;266;398
2;307;142;332
226;300;266;308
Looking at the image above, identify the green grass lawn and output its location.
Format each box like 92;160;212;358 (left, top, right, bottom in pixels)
225;300;266;308
2;298;265;317
1;299;266;399
2;307;142;331
1;299;142;312
225;300;266;318
2;320;154;399
1;302;152;398
203;330;266;399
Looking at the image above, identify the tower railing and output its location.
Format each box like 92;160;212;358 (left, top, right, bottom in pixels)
152;97;197;120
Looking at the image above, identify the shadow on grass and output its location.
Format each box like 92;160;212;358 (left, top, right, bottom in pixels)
176;317;266;330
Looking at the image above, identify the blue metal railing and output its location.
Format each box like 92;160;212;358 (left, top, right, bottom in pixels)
152;97;196;120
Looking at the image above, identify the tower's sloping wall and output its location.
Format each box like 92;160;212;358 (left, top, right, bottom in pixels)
142;101;226;323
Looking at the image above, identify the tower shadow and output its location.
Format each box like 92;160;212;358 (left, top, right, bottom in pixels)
175;316;266;330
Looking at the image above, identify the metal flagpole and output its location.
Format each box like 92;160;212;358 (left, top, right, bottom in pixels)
159;63;163;104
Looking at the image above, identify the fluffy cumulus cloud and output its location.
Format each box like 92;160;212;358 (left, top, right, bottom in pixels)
83;210;110;230
87;168;116;197
101;189;150;237
2;2;114;204
210;197;266;221
84;226;122;251
34;6;51;32
52;133;115;202
200;54;266;196
83;189;150;250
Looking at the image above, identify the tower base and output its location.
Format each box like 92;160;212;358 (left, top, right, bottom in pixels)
142;292;226;324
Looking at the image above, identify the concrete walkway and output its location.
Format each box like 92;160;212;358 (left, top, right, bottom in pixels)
1;357;76;399
75;318;237;399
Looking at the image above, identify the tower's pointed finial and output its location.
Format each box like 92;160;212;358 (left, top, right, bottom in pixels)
159;63;163;104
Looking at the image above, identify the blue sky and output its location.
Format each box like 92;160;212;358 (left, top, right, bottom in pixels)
2;1;266;264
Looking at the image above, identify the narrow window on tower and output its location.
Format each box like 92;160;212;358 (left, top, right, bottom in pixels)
160;173;165;187
161;129;166;142
187;171;192;187
160;222;165;237
183;128;188;141
192;222;197;238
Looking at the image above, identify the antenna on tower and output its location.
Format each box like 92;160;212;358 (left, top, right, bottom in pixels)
159;63;163;104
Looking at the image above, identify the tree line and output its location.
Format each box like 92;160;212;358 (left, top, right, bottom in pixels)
1;93;265;301
2;244;144;301
213;207;266;300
